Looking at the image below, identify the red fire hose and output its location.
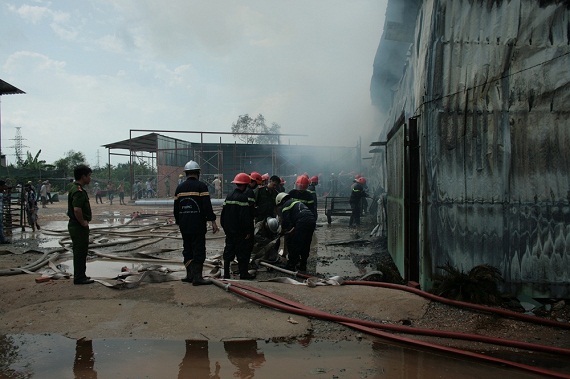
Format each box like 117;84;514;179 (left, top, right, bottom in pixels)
211;279;570;379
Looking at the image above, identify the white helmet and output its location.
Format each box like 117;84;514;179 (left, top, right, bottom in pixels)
275;192;290;206
184;160;200;171
266;217;279;233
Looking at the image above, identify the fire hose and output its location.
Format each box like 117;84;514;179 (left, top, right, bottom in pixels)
260;261;570;330
210;275;570;378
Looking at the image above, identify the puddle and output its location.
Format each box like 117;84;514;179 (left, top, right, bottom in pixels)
0;334;554;379
54;259;184;278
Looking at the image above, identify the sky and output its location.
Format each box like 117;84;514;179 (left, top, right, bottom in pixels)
0;0;387;167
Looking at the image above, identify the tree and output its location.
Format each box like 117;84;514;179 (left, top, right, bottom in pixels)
231;114;281;144
20;150;54;170
53;150;87;178
257;122;281;144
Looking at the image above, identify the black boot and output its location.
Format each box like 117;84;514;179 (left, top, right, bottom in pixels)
181;260;193;283
299;257;308;272
239;260;256;280
223;260;231;279
192;263;212;286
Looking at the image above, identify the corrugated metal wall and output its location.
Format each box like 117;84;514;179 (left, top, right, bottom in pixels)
376;0;570;297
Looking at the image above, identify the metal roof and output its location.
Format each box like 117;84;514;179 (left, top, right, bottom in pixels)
102;133;160;153
0;79;25;95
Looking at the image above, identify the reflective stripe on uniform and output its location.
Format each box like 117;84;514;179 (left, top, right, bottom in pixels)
282;200;301;212
175;191;210;199
223;200;250;207
294;198;314;205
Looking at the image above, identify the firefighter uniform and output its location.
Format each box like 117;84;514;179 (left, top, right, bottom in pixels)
349;181;366;226
220;186;255;279
280;198;316;271
174;176;217;282
288;189;317;219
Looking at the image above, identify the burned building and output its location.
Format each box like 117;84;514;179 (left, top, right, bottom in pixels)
104;132;362;198
371;0;570;297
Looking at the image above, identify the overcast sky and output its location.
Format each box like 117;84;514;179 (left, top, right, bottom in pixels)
0;0;387;166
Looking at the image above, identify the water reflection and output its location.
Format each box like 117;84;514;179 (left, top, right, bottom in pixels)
178;340;220;379
0;334;564;379
223;340;265;378
74;338;97;379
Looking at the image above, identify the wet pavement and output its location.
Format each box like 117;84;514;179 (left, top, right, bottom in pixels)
0;334;552;379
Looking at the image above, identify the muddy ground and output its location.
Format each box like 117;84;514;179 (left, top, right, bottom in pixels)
0;197;568;357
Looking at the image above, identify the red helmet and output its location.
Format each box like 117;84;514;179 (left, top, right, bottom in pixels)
232;173;251;185
250;171;263;185
357;177;367;185
261;173;270;181
295;175;310;190
310;175;319;184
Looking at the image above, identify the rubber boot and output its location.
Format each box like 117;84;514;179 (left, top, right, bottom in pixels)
223;260;231;279
181;260;193;283
238;260;256;280
192;263;212;286
299;257;308;272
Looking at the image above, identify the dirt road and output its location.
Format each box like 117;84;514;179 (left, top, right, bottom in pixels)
0;198;568;354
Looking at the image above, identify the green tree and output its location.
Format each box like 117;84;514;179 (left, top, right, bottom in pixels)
20;150;54;170
257;122;281;144
53;150;87;178
231;114;281;144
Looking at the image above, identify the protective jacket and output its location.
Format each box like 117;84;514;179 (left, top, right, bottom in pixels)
307;183;318;214
174;177;216;233
221;187;255;235
350;182;366;204
254;185;278;222
280;198;316;231
288;189;316;219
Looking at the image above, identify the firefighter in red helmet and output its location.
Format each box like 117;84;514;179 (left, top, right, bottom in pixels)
220;173;256;280
349;176;367;227
288;175;316;219
307;175;319;216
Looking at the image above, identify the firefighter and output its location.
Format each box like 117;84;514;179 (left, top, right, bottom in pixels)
307;175;319;216
254;175;280;223
247;171;262;204
288;175;317;219
276;192;316;272
349;176;367;227
250;216;281;267
174;160;219;286
221;173;256;280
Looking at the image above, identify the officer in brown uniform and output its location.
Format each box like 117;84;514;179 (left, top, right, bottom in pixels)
67;164;94;285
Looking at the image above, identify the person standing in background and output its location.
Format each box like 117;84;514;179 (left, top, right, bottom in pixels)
24;183;40;232
106;181;115;205
0;180;11;244
118;181;126;205
164;176;171;198
45;180;53;204
67;165;94;285
212;175;222;199
40;181;48;208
